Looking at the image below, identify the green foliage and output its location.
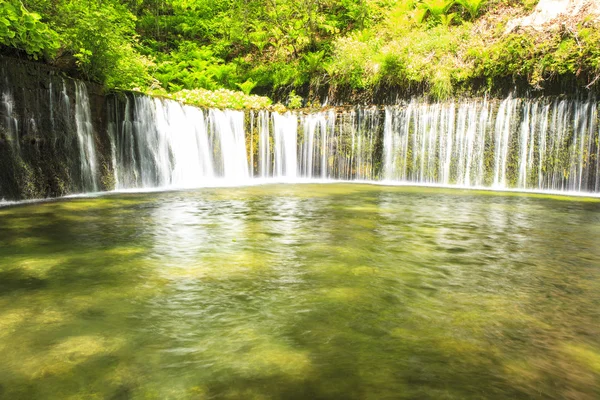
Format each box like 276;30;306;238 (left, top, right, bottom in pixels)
377;52;409;86
467;22;600;90
440;12;457;26
3;0;599;100
236;79;257;95
469;34;535;81
287;90;303;109
154;41;237;91
17;0;152;89
248;61;306;90
303;50;326;76
168;88;273;110
59;1;152;89
327;35;377;88
578;26;600;87
456;0;487;20
415;0;486;26
417;0;455;25
328;16;468;98
0;0;59;59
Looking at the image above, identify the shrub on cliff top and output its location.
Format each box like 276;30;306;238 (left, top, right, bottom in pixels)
0;0;59;59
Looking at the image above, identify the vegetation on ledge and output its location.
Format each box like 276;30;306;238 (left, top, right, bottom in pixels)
159;88;279;111
1;0;599;104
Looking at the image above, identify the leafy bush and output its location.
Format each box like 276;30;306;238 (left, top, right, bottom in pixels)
248;61;305;90
0;0;58;59
154;41;238;91
302;50;326;84
327;35;378;88
6;0;600;99
55;0;152;89
466;20;600;90
236;79;257;95
376;52;410;86
416;0;456;25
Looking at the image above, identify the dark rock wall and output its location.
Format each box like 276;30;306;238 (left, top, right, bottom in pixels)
0;56;115;200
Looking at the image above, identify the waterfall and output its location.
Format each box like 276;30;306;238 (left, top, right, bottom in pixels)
103;95;598;194
3;66;600;199
108;96;248;189
382;96;600;192
295;108;379;180
1;69;101;199
74;82;99;192
1;91;19;151
273;112;298;180
300;111;325;178
249;111;255;176
258;110;271;178
209;109;248;181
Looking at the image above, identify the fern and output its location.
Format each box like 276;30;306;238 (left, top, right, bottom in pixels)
303;50;325;75
456;0;486;20
440;13;457;27
419;0;456;19
236;79;257;95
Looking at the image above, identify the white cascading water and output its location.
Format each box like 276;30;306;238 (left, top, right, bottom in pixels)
102;93;600;194
3;78;599;196
108;96;137;189
208;109;249;182
273;112;298;180
383;96;600;192
296;108;379;180
109;96;249;189
249;111;255;176
1;89;21;153
74;81;98;191
258;110;271;178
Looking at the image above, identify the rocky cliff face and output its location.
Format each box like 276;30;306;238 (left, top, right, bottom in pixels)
0;56;115;200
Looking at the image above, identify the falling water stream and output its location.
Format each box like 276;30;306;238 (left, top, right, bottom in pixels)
74;82;98;192
382;96;600;192
2;77;599;197
103;94;600;195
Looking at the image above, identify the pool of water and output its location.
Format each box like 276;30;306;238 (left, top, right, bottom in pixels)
0;184;599;399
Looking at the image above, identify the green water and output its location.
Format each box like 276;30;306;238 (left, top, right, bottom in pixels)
1;184;599;399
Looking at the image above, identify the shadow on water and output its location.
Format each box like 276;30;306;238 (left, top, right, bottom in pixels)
0;196;165;399
0;184;599;399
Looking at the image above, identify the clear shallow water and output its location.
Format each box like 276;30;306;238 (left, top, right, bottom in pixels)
0;184;599;399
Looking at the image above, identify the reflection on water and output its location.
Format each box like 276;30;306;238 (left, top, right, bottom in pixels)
0;184;599;399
